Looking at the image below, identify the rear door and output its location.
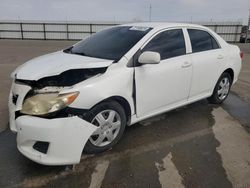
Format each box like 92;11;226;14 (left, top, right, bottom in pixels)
135;29;192;117
187;29;224;99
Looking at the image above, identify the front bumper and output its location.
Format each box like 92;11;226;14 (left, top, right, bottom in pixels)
16;115;97;165
8;81;97;165
8;81;31;132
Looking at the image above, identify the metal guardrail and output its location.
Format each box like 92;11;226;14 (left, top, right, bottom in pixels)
0;21;243;42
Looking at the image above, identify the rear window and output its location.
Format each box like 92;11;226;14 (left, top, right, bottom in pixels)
188;29;220;53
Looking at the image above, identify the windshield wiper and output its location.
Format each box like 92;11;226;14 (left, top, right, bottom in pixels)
73;52;87;56
63;47;94;58
63;46;73;54
64;47;88;56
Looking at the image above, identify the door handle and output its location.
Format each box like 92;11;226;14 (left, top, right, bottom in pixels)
217;54;224;59
181;61;191;68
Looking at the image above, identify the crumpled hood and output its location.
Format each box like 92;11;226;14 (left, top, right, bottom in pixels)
12;51;113;80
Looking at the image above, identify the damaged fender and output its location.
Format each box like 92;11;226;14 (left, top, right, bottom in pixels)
8;82;31;132
16;115;98;165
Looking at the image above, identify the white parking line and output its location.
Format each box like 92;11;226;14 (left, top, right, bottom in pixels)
212;107;250;187
89;160;110;188
155;153;184;188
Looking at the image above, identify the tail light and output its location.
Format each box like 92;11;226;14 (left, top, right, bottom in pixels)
240;51;243;59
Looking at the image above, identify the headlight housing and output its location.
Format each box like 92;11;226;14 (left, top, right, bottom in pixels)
20;91;79;115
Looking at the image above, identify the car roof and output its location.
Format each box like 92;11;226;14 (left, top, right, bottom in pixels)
122;22;206;30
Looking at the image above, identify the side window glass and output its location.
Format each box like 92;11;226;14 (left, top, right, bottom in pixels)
142;29;186;60
211;36;219;49
188;29;219;53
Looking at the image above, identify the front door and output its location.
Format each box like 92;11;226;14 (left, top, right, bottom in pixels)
135;29;192;117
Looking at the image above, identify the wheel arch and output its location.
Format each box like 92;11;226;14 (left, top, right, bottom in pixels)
223;68;234;82
210;67;235;97
91;96;132;125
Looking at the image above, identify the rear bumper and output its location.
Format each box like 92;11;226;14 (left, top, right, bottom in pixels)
16;115;97;165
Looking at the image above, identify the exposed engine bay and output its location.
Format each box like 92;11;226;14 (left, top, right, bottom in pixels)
15;68;107;89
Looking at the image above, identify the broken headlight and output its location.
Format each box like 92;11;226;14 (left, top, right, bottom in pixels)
20;92;79;115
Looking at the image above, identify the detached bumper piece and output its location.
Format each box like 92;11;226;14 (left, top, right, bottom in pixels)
16;115;97;165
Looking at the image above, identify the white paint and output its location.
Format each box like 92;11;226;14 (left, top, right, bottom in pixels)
89;160;109;188
135;52;192;117
138;51;160;64
212;107;250;187
16;115;97;165
155;153;184;188
8;82;31;132
188;48;224;98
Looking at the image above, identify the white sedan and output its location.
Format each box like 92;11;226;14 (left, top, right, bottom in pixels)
9;22;242;165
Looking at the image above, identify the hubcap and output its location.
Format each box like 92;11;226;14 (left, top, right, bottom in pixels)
89;110;121;147
217;77;230;100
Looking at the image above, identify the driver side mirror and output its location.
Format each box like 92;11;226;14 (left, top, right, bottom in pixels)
138;51;161;64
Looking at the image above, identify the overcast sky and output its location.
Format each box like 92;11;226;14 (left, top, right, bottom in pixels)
0;0;249;24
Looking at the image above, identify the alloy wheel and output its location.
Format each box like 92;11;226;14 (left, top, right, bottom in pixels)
89;110;121;147
217;77;230;100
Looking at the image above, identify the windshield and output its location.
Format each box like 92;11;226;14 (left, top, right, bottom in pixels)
65;26;152;61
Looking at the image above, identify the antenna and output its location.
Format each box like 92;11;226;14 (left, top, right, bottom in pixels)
149;4;152;22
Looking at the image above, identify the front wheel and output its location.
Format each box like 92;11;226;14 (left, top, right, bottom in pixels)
207;72;232;104
83;101;127;154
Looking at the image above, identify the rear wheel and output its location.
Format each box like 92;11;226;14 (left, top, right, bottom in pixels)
207;72;232;104
84;101;126;154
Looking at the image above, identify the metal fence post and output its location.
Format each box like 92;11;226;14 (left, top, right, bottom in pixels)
66;23;69;40
245;9;250;43
214;25;218;33
90;24;93;35
43;23;46;40
234;25;239;43
20;23;23;39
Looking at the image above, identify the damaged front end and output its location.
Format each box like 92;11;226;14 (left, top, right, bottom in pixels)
11;67;107;123
9;67;107;165
15;68;106;89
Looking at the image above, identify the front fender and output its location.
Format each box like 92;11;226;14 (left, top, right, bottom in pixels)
67;64;135;114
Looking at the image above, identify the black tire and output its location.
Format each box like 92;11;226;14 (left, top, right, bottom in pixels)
83;100;127;154
207;72;232;104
